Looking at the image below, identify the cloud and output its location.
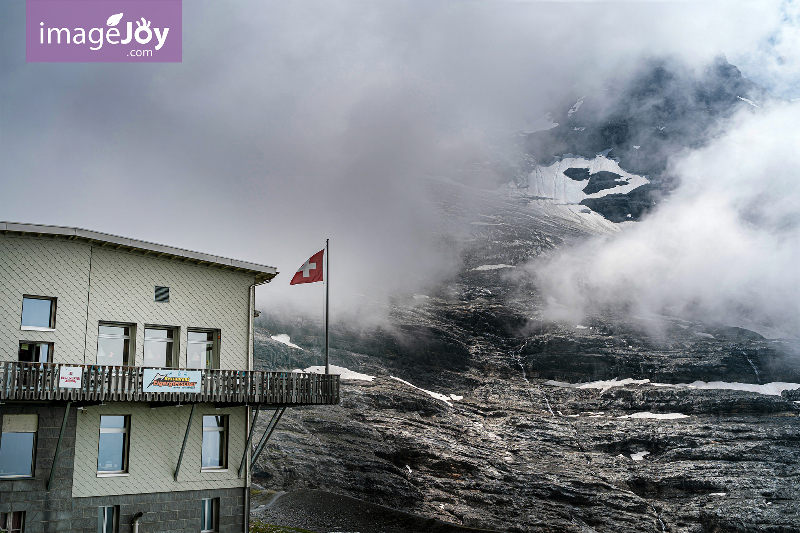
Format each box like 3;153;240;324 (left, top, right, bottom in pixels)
1;0;798;322
533;101;800;337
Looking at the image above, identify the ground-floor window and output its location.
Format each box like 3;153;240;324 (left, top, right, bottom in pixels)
201;415;228;470
0;414;38;478
1;511;25;533
97;415;130;474
97;506;118;533
200;498;218;532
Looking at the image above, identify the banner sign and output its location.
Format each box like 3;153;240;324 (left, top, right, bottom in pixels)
143;368;201;393
59;366;83;388
26;0;182;63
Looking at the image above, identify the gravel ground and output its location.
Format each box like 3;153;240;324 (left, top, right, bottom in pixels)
251;489;503;533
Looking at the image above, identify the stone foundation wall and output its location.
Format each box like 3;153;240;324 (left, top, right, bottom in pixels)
0;403;246;533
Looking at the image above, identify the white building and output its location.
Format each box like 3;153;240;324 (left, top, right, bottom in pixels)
0;222;338;533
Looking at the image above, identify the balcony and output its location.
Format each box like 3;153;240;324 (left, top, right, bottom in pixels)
0;362;339;406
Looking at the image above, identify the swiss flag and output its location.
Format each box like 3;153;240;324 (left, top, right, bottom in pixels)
290;249;324;285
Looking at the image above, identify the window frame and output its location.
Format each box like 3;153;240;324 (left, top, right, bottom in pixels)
18;341;53;364
0;415;38;479
97;506;118;533
201;415;228;471
20;295;57;331
187;329;220;369
96;415;130;476
0;511;25;533
143;325;179;368
200;498;218;533
96;322;135;367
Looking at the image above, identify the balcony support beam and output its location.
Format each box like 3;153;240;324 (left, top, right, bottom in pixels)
47;401;71;491
251;407;286;467
237;404;261;478
174;403;195;481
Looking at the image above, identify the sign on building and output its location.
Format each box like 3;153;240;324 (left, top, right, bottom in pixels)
59;366;83;388
143;368;202;393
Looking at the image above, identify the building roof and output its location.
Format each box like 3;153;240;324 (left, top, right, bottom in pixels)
1;221;278;284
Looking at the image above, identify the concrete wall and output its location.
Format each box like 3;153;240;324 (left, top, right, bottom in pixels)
0;234;255;370
72;402;248;498
0;403;76;532
69;487;246;533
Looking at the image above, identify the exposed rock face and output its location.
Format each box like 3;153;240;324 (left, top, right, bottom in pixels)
253;377;799;533
252;79;799;530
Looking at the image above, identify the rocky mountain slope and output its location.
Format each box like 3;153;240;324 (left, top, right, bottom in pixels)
250;58;799;532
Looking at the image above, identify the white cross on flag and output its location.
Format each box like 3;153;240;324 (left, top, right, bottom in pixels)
290;249;324;285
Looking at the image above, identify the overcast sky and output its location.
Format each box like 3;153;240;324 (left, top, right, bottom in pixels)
1;0;798;318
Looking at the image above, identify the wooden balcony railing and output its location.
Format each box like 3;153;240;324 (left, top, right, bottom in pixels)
0;362;339;405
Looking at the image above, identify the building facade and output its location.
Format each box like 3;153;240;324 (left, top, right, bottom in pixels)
0;223;338;533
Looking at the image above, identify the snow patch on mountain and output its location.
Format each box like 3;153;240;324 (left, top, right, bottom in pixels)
299;365;375;381
568;96;586;117
737;96;759;107
619;412;689;420
523;113;559;134
391;376;462;405
270;334;302;349
473;264;515;271
548;378;800;397
525;154;649;204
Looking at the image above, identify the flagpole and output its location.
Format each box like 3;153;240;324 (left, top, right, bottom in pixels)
325;238;330;375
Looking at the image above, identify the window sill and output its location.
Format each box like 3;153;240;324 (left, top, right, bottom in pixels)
96;472;130;477
20;326;55;332
0;475;34;480
200;468;228;473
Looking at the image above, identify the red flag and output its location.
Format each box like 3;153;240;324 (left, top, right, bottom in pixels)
290;249;324;285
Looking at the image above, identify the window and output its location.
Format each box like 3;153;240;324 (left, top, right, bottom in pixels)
143;326;177;368
200;499;218;533
201;415;227;470
0;415;37;478
0;512;25;533
97;416;129;474
18;341;52;363
97;506;118;533
154;286;169;303
97;324;133;366
20;296;56;330
187;330;219;369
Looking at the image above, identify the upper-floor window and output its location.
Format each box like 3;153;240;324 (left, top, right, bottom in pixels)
187;330;219;369
18;341;52;363
0;414;38;479
97;323;134;366
20;296;56;330
143;327;177;368
97;415;129;474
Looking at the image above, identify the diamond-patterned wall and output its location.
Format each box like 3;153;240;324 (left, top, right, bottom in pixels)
1;234;256;369
84;246;254;369
0;235;92;362
72;402;248;497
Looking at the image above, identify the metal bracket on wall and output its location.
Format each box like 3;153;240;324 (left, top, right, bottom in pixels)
174;403;196;481
248;407;286;471
237;404;261;478
47;401;72;491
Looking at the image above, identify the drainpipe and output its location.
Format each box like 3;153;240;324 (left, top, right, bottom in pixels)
131;512;143;533
248;283;256;372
